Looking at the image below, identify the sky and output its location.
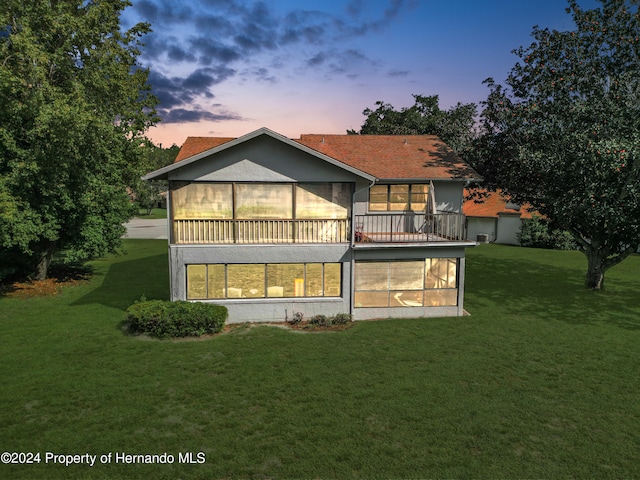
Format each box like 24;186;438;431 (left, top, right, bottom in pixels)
121;0;600;147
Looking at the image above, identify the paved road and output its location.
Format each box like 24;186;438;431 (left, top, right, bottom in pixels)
122;218;168;239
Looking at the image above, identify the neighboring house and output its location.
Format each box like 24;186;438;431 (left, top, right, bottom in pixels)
463;189;533;245
143;128;481;323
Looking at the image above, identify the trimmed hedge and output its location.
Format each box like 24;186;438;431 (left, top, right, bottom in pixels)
125;300;227;338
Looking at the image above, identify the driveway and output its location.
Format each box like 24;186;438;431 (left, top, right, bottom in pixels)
122;218;168;239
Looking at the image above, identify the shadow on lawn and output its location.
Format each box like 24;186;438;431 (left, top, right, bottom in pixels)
466;248;640;330
73;253;169;311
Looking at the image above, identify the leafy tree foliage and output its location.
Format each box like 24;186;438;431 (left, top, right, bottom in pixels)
350;94;477;154
132;143;179;214
0;0;157;281
479;0;640;289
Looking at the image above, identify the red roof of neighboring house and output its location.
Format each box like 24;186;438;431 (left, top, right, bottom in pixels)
463;190;534;218
173;132;481;181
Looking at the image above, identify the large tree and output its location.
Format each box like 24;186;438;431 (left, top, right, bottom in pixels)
480;0;640;289
350;94;477;154
0;0;157;281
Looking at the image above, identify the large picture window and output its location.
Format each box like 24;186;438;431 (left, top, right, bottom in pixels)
171;182;351;220
295;183;350;219
172;182;233;219
187;263;342;300
354;259;458;308
369;184;429;212
235;184;293;219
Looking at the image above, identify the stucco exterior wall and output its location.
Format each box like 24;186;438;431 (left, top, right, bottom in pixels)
433;182;464;212
466;217;497;243
495;214;524;245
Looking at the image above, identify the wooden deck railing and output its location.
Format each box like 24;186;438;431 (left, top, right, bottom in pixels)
173;219;349;244
173;213;466;245
354;212;466;244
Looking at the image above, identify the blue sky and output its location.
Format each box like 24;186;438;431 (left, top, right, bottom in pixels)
122;0;599;146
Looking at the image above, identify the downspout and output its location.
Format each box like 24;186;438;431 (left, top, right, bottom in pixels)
349;178;377;318
165;183;174;301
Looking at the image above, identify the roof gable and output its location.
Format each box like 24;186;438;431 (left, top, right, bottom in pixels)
143;128;375;181
143;128;481;182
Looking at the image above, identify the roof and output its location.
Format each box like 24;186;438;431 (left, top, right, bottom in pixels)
463;189;534;219
145;127;481;182
295;134;480;181
174;137;235;162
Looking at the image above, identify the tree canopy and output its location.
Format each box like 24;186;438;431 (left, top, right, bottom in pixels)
350;94;477;154
0;0;157;281
479;0;640;289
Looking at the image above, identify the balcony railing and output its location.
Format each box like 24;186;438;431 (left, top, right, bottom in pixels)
354;212;466;244
173;218;349;244
172;213;467;245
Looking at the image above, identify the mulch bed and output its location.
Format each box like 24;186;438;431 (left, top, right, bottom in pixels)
0;265;91;298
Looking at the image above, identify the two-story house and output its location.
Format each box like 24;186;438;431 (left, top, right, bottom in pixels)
143;128;480;323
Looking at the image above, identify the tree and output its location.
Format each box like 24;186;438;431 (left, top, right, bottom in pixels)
350;94;477;154
480;0;640;289
0;0;157;281
132;143;179;215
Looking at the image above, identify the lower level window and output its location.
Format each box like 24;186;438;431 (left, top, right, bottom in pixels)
354;258;458;308
187;263;341;300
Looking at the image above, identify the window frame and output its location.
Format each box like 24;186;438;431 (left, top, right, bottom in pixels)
186;262;342;300
368;183;430;212
353;258;458;308
171;181;352;221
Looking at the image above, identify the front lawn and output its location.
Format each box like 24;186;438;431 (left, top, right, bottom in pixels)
0;241;638;479
134;207;167;219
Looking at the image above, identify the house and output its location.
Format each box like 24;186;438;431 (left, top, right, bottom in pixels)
463;189;533;245
143;128;481;323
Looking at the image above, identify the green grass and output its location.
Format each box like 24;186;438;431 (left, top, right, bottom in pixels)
134;208;167;219
1;241;639;479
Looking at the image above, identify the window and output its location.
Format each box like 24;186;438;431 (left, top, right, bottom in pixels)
354;259;458;308
187;263;342;300
172;182;352;220
369;184;430;212
295;183;350;219
172;182;232;219
235;184;293;219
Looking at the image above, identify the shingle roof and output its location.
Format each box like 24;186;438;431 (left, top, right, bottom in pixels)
170;130;481;181
295;134;480;181
463;189;534;218
174;137;235;162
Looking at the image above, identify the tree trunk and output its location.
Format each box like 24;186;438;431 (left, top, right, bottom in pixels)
35;241;57;281
585;248;605;290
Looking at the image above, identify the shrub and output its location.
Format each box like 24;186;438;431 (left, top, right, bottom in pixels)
519;216;577;250
308;313;353;327
287;311;304;325
125;300;227;338
332;313;353;325
309;314;329;326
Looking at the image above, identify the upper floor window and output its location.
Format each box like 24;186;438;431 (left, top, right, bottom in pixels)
171;182;351;220
369;184;429;212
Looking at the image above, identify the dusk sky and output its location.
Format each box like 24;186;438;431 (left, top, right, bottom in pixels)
122;0;599;147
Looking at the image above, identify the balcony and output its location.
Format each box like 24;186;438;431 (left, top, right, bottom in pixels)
173;218;349;244
354;212;467;245
172;213;468;245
